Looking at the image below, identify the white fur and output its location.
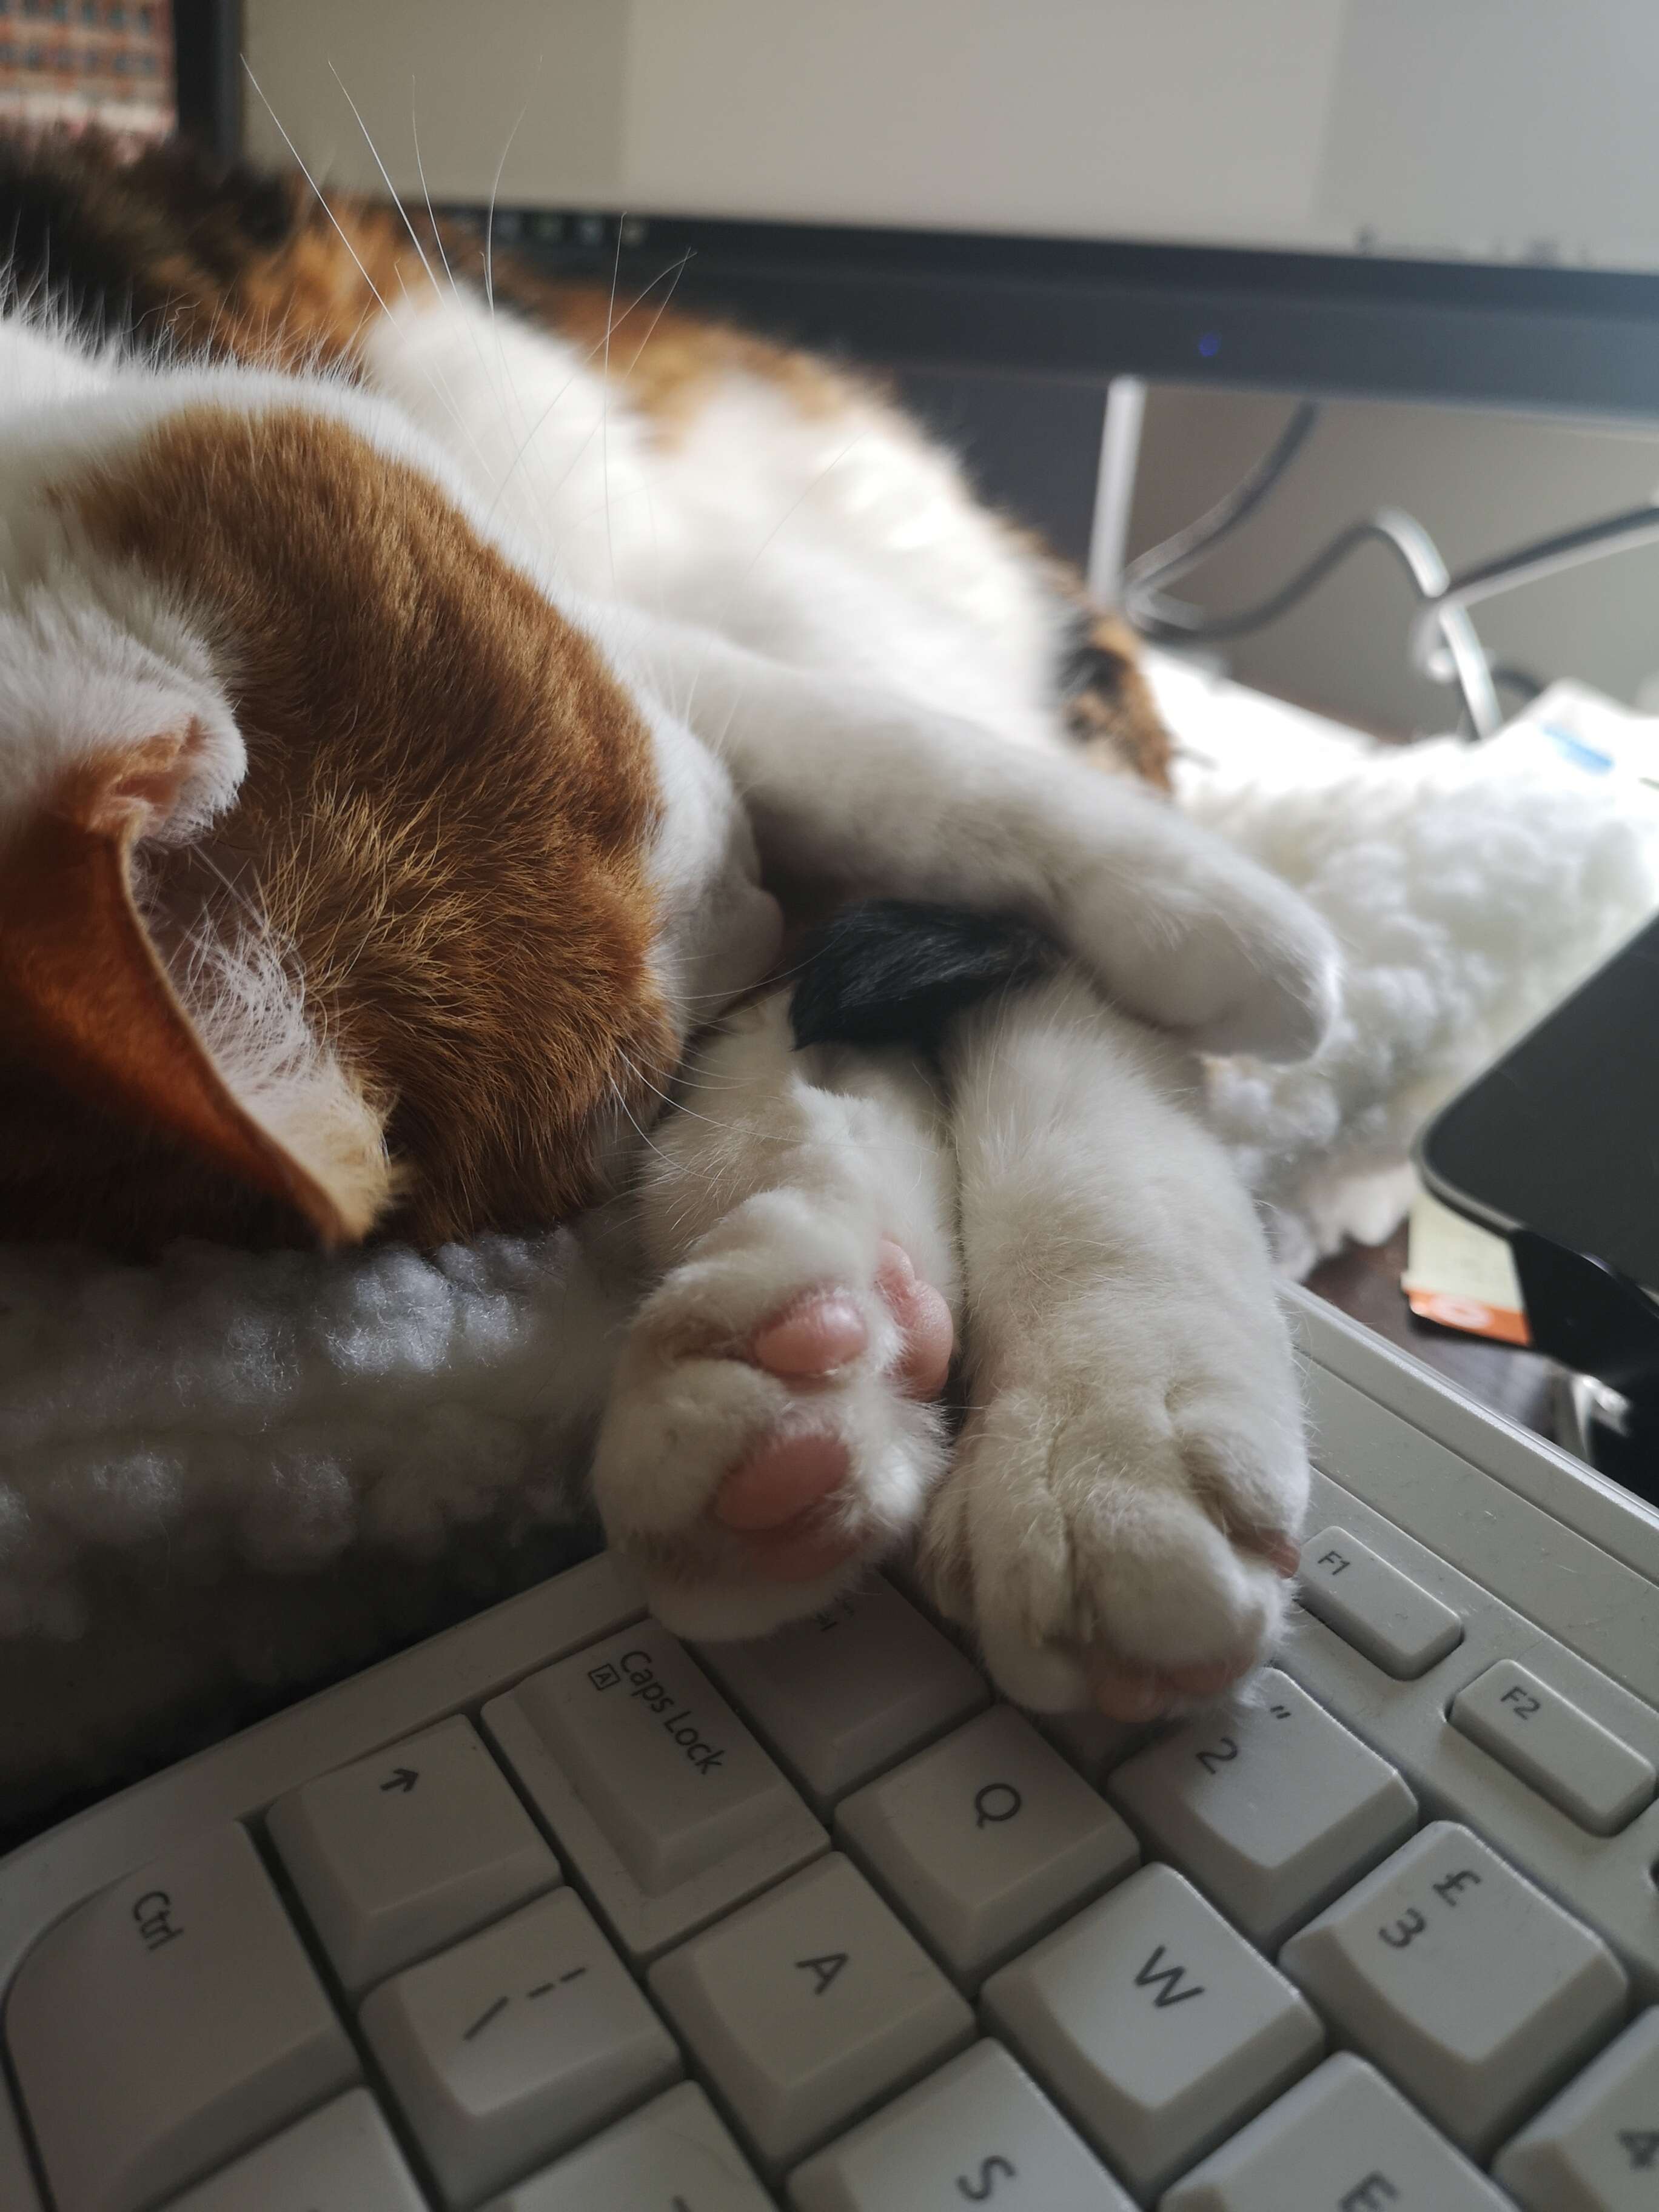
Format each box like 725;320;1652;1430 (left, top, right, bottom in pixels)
0;272;1346;1746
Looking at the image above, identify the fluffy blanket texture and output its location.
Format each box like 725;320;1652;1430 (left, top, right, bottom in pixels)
2;665;1654;1817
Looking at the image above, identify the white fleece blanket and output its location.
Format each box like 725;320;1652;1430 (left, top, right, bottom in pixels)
2;671;1653;1808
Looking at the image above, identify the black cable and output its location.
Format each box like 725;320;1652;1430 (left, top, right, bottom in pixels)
1135;510;1446;645
1124;399;1323;609
1488;663;1547;709
1122;400;1501;735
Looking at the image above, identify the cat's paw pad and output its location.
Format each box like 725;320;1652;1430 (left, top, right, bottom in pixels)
919;1369;1306;1717
1082;863;1341;1064
591;1193;951;1640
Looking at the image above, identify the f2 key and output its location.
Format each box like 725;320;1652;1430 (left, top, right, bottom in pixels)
1450;1660;1657;1835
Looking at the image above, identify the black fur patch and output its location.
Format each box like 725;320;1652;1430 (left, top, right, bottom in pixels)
789;901;1057;1053
0;131;298;352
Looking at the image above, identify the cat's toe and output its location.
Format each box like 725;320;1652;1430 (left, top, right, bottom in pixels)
590;1198;951;1638
919;1377;1305;1715
1082;864;1341;1064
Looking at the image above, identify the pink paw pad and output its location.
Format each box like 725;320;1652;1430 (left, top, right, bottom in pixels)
709;1248;954;1582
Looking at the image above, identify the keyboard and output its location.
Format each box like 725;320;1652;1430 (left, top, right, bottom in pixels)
3;1288;1658;2212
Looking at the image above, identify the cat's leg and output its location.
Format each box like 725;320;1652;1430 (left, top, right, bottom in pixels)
588;988;959;1637
595;604;1339;1064
919;965;1306;1717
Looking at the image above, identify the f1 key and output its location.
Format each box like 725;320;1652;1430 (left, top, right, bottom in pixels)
1298;1526;1463;1678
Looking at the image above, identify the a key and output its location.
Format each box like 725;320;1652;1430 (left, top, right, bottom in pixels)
836;1704;1138;1986
1296;1527;1463;1678
1162;2053;1512;2211
267;1714;561;1993
980;1861;1323;2201
646;1852;974;2172
6;1822;357;2212
360;1883;680;2208
1107;1670;1416;1949
788;2038;1136;2211
483;1622;826;1959
1279;1820;1628;2157
478;2083;775;2210
1495;2006;1659;2211
1450;1659;1657;1835
695;1577;987;1812
159;2090;425;2212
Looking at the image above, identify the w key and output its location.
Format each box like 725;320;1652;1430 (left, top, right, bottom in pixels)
982;1862;1322;2202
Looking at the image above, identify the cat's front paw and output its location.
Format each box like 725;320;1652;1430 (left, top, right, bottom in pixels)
590;1191;952;1639
917;1295;1307;1716
1073;853;1340;1064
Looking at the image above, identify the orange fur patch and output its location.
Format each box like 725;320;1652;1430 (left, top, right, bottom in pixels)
0;404;673;1250
0;774;355;1245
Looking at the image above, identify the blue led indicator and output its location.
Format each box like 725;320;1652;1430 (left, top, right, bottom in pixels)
1197;331;1221;358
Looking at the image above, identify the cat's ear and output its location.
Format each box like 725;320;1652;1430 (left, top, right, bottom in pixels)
0;725;387;1247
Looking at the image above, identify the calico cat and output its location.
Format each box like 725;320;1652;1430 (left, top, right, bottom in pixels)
0;130;1335;1720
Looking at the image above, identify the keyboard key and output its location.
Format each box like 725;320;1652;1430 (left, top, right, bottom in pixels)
484;1621;825;1959
836;1705;1138;1986
1495;2006;1659;2211
267;1714;560;1994
161;2090;424;2211
1162;2053;1511;2210
695;1578;987;1812
1450;1658;1657;1835
1279;1820;1627;2157
481;2083;774;2210
981;1862;1322;2200
647;1853;973;2172
6;1822;357;2212
1297;1526;1463;1677
788;2039;1136;2211
361;1884;679;2208
1107;1669;1416;1949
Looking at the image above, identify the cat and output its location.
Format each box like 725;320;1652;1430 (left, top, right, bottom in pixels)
0;130;1336;1721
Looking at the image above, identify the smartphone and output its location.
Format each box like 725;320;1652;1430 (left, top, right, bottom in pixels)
1416;911;1659;1295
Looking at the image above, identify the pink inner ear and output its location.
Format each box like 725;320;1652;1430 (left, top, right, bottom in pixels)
0;749;360;1249
69;728;197;840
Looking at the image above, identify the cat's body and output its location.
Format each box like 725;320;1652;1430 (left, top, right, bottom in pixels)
0;133;1336;1717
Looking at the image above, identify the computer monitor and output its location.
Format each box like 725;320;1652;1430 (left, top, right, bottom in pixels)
235;0;1659;423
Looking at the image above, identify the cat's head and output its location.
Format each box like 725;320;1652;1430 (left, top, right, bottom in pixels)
0;322;779;1252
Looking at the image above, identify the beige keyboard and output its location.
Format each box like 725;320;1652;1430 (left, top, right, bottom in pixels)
4;1289;1659;2209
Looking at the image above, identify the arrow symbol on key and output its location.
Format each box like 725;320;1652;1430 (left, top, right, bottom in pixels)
380;1767;418;1795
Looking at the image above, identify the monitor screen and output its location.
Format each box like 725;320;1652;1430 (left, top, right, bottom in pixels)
244;0;1659;277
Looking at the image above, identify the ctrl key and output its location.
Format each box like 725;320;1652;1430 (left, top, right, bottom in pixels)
6;1822;356;2212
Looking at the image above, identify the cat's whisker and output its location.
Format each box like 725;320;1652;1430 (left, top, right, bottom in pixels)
329;65;497;481
482;251;692;529
242;63;474;455
483;95;537;442
612;1046;737;1133
679;431;871;730
599;212;625;592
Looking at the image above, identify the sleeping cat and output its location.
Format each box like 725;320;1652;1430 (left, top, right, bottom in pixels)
0;132;1335;1721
